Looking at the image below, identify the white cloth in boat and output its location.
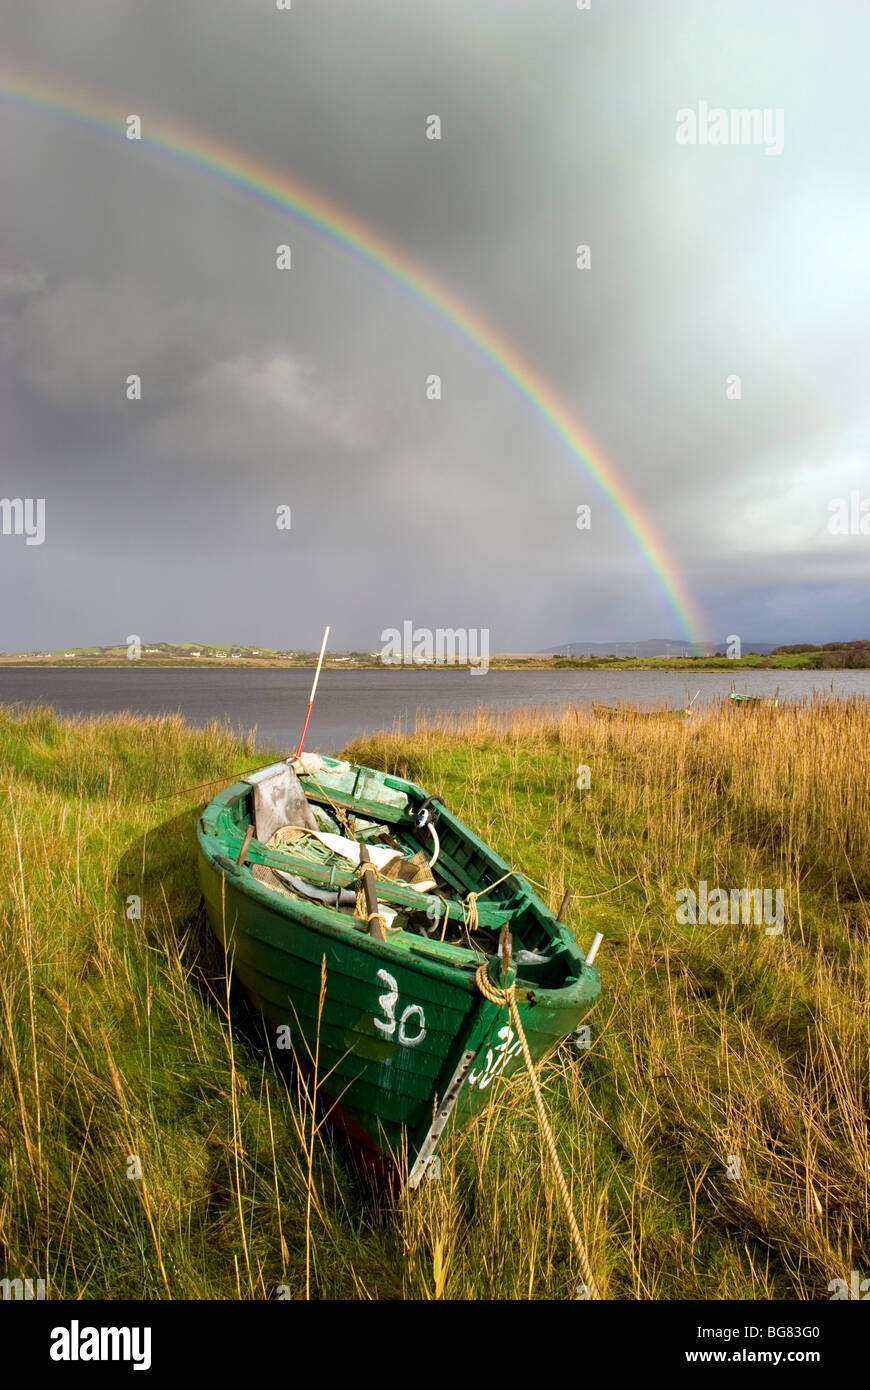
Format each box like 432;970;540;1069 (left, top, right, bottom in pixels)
303;830;400;872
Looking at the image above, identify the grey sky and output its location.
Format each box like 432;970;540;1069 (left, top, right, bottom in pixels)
1;0;867;652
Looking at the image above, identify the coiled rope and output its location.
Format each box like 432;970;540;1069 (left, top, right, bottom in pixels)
474;963;601;1300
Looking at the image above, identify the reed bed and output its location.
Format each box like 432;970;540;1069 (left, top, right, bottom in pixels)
1;694;867;1299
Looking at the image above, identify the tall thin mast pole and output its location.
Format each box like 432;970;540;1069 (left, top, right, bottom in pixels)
294;625;330;759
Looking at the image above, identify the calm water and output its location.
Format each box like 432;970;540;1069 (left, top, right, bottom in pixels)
1;667;867;755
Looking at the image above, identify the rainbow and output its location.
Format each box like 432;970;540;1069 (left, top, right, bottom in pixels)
0;68;707;645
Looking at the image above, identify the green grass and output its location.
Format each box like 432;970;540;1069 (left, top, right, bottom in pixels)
2;649;848;670
1;697;868;1299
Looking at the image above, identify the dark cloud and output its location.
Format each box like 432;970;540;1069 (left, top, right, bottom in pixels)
0;0;867;651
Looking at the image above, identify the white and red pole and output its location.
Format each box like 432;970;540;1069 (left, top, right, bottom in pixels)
294;625;330;758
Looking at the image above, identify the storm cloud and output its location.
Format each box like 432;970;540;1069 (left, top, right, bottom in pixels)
0;0;867;651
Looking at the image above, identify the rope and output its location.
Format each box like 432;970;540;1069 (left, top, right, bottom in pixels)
475;963;602;1300
355;857;388;936
464;894;480;935
462;870;516;936
298;767;357;839
144;767;260;804
435;896;452;941
521;870;641;901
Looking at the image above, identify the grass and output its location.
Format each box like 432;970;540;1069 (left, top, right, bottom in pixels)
2;650;853;670
0;695;867;1299
553;652;858;669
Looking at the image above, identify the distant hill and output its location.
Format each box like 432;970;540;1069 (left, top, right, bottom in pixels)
541;638;779;658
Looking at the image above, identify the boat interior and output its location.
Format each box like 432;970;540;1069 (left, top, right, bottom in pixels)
210;756;581;986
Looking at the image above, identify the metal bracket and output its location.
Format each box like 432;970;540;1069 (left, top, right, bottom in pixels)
408;1049;476;1190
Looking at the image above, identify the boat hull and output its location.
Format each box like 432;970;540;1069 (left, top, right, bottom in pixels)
729;694;779;707
199;857;597;1168
197;768;600;1174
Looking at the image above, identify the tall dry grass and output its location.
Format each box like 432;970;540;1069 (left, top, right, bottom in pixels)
1;694;867;1299
0;705;395;1299
347;693;870;1298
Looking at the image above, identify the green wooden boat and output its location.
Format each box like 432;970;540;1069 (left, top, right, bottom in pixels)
198;755;600;1183
729;685;779;708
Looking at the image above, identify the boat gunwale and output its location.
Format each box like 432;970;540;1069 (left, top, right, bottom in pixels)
197;761;596;1009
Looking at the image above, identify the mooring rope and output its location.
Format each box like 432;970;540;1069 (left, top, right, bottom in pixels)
474;963;602;1300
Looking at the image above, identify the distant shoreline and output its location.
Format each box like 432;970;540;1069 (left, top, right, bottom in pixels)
0;654;855;672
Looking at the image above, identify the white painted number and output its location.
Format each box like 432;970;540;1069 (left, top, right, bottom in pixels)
468;1025;523;1089
373;969;427;1047
398;1003;426;1045
373;970;398;1036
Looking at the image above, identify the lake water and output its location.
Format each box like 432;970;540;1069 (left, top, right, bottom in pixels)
1;667;867;755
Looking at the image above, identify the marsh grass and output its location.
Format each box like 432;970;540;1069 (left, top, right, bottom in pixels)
1;695;867;1299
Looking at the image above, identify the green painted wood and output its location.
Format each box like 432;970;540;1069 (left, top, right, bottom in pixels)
197;756;601;1165
729;694;779;705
